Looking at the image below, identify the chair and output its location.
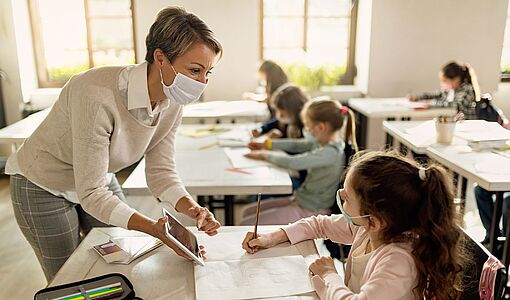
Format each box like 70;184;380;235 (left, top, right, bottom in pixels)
460;227;507;300
325;142;356;262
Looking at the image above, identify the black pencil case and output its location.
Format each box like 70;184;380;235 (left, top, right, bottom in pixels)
34;273;141;300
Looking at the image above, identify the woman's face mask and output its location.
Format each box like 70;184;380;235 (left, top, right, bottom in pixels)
160;64;207;105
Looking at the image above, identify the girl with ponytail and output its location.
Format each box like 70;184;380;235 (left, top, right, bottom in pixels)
242;150;465;299
410;61;480;120
240;99;357;225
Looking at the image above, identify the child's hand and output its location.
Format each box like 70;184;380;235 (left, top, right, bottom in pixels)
241;230;289;254
309;256;338;279
267;129;283;139
408;95;418;102
251;129;262;138
244;150;268;160
248;141;265;150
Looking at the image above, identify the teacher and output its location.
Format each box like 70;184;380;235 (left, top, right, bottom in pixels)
6;6;222;282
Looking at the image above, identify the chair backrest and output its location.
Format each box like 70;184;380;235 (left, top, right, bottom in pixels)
460;227;506;300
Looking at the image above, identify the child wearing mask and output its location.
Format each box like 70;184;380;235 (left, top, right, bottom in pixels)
242;151;465;299
409;61;480;120
241;99;357;225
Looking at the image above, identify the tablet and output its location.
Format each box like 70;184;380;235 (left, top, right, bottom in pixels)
161;208;205;266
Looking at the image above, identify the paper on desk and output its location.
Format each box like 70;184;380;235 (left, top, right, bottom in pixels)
197;231;302;262
474;157;510;175
195;255;314;300
224;148;272;168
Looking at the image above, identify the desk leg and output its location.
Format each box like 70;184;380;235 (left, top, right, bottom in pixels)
490;192;504;254
399;143;408;156
385;117;396;149
225;195;234;226
459;177;467;216
502;197;510;269
197;196;206;207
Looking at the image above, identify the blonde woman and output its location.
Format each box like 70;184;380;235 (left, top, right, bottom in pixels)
7;7;222;282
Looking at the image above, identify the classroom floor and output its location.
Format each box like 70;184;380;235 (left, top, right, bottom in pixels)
0;171;484;299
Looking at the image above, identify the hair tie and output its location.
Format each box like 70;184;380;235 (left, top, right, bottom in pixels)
418;167;427;181
340;106;349;116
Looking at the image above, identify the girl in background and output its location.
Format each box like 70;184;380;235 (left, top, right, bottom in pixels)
241;99;357;225
409;61;480;120
245;60;291;138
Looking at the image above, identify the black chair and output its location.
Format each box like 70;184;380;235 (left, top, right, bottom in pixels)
325;143;356;262
460;227;507;300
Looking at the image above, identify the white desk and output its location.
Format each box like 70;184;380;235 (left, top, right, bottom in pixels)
50;226;319;300
182;100;269;124
0;107;50;146
383;119;510;258
348;97;456;150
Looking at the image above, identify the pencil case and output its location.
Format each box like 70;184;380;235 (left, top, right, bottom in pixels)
34;273;141;300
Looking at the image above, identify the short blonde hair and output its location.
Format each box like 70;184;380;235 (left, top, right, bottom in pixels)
145;7;223;63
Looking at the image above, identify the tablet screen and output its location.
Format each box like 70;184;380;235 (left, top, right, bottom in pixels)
163;210;200;258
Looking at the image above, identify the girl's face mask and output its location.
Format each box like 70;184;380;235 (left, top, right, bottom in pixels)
336;189;370;226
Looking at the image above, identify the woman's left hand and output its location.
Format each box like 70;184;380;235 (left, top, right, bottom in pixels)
309;256;338;279
244;150;269;160
188;206;220;236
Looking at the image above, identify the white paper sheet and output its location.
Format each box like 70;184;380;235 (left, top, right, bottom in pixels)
195;255;314;300
224;148;273;168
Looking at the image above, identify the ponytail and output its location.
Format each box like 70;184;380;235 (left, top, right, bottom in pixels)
347;151;465;299
413;165;464;299
465;63;481;101
343;107;358;152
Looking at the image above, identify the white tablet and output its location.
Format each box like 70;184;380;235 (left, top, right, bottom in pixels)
161;208;205;266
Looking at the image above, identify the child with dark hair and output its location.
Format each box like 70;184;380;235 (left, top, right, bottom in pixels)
242;151;466;299
410;61;480;120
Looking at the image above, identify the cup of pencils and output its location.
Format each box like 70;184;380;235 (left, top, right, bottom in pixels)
435;116;456;144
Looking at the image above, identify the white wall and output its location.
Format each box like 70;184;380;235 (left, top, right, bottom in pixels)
359;0;508;97
133;0;260;101
0;0;23;124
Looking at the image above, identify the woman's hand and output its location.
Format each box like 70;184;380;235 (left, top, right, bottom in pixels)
248;141;265;150
244;150;269;160
241;230;289;254
152;217;209;261
309;256;338;279
152;216;194;260
187;206;220;236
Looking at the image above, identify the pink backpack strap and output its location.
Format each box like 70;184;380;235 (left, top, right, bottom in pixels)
479;255;505;300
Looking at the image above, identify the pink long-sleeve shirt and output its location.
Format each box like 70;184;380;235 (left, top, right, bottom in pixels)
282;214;418;300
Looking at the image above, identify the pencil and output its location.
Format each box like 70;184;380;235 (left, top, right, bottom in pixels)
253;193;261;240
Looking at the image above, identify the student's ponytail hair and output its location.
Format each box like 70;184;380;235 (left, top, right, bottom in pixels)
442;61;481;101
302;99;358;151
347;151;465;299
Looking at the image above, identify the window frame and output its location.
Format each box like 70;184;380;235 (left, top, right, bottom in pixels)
27;0;137;88
259;0;358;85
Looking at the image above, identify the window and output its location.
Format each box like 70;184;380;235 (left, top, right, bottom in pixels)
502;4;510;82
28;0;135;87
261;0;357;89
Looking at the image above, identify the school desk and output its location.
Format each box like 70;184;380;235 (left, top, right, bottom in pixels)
49;226;320;300
348;97;456;150
383;119;510;266
182;100;269;124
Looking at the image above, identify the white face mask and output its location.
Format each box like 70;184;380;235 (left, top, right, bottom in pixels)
160;65;207;105
303;129;316;143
